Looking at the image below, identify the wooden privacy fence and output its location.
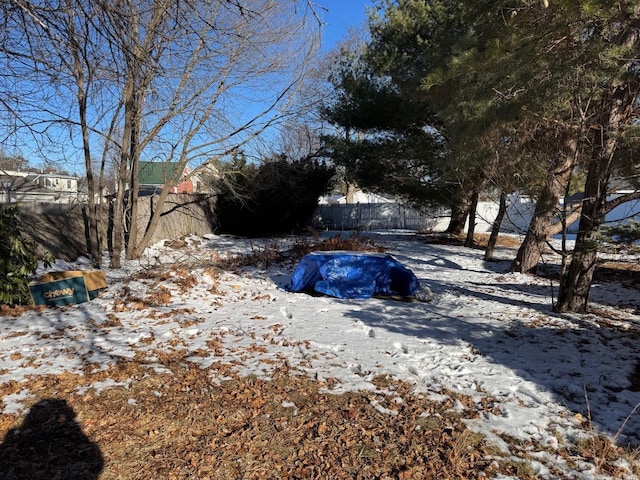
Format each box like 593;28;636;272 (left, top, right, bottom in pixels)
15;194;217;261
23;192;640;261
133;194;217;245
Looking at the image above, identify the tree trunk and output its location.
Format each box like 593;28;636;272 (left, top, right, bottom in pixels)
71;28;101;268
464;189;480;247
511;137;577;273
81;135;101;268
109;71;137;268
125;94;142;261
109;155;129;269
555;239;599;313
556;88;627;312
125;160;140;260
484;190;507;261
555;162;611;312
446;187;471;236
345;182;357;204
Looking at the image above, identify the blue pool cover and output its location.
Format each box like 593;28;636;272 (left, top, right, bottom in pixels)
286;251;421;299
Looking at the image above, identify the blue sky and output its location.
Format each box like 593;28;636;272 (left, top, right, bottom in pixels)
12;2;376;171
315;1;373;51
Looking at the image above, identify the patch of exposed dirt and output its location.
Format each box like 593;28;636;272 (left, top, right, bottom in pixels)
420;232;523;250
594;261;640;288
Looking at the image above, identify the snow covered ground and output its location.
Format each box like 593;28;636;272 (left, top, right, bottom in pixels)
2;231;640;479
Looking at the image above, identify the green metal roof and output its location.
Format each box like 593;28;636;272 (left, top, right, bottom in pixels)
138;162;181;186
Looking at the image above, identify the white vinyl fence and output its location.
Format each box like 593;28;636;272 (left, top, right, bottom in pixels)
312;203;451;232
312;194;640;234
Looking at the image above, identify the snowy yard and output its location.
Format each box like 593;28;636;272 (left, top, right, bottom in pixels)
1;231;640;479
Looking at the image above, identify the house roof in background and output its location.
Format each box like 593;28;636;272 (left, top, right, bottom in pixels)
138;162;183;186
0;174;52;194
25;172;78;181
1;169;77;180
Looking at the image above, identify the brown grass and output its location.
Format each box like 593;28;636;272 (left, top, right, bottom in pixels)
472;232;523;249
420;232;524;250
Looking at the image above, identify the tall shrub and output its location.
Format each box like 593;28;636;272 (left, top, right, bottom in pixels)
0;206;52;305
217;158;334;237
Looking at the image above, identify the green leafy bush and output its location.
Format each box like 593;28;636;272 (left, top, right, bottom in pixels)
0;206;53;305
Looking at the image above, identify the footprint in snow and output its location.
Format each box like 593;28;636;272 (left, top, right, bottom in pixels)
393;342;409;354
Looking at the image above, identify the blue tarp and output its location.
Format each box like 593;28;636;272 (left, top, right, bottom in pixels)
286;251;421;299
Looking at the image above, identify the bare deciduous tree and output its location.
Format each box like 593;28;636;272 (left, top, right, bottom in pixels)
1;0;321;266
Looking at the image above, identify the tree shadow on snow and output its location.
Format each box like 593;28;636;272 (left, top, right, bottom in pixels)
32;303;132;368
344;296;640;447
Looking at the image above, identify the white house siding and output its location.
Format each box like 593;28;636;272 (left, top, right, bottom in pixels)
0;171;81;204
27;174;78;193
